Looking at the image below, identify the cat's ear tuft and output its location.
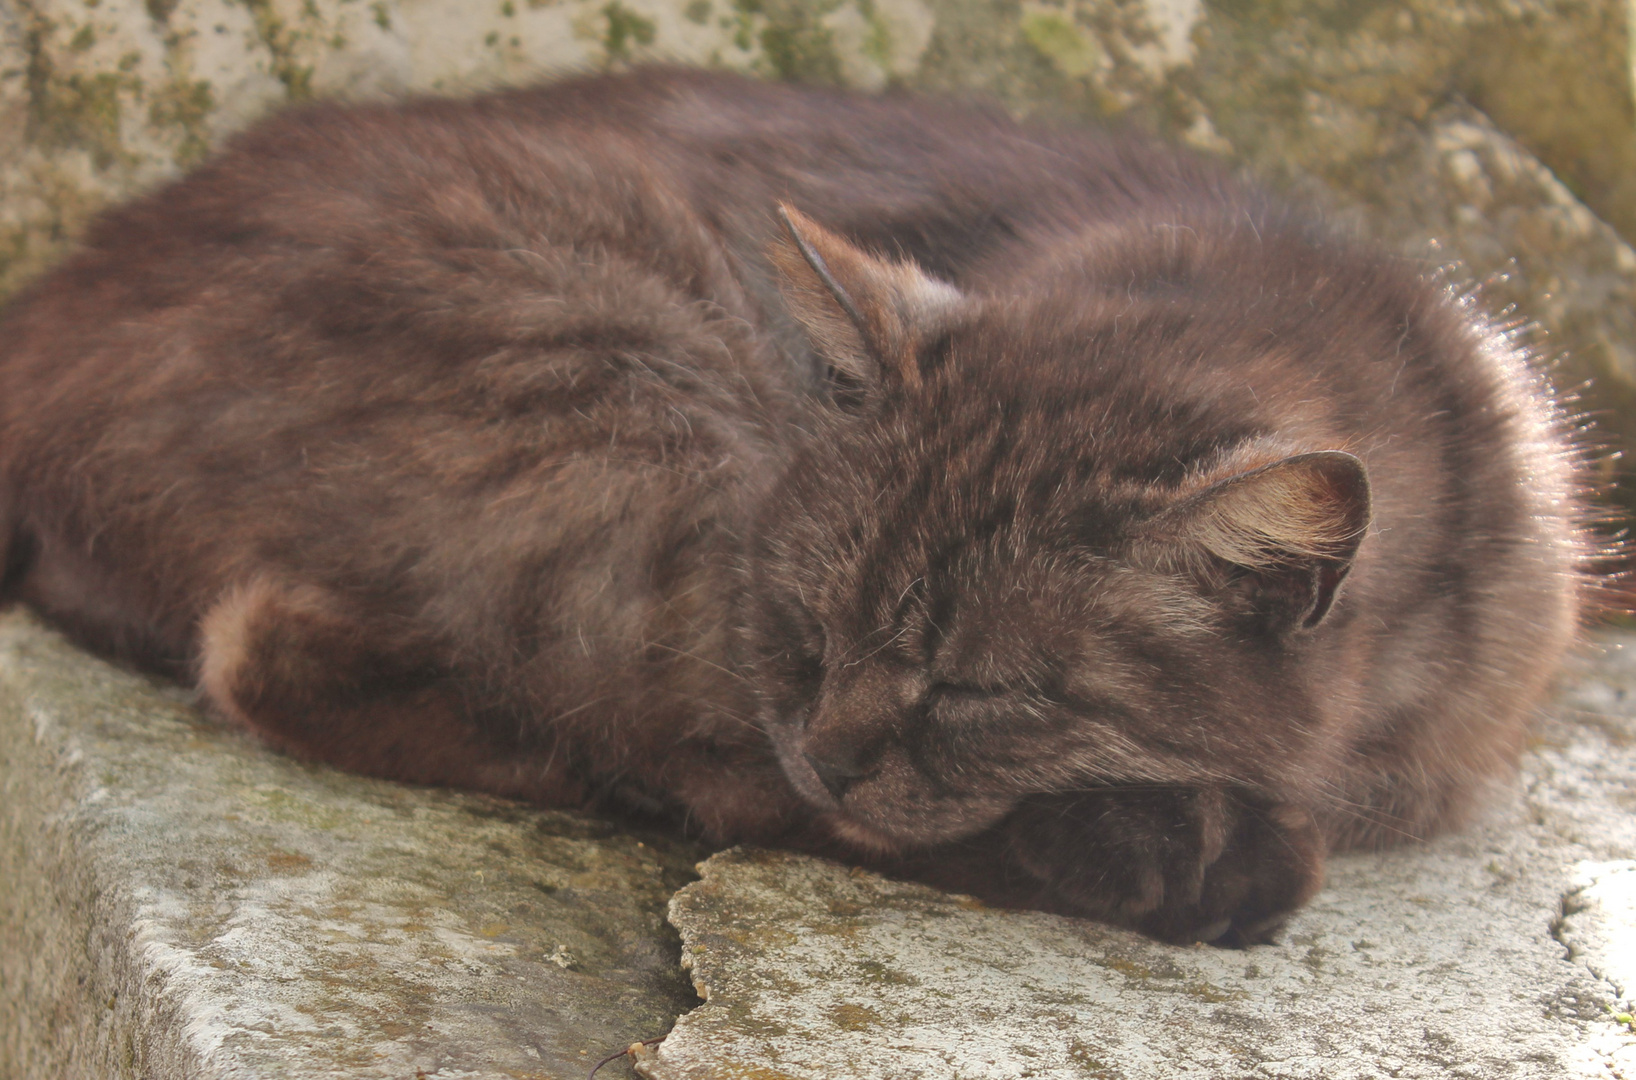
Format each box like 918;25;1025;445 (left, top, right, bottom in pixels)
1139;451;1371;634
770;204;964;398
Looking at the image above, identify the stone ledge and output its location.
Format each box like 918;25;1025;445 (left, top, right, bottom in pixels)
0;610;700;1079
6;604;1636;1079
638;644;1636;1080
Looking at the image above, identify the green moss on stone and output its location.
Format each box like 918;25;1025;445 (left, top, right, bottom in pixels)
147;77;215;167
828;1002;883;1031
855;0;893;69
1020;8;1102;79
602;0;658;60
241;0;316;100
1067;1038;1115;1077
21;10;140;170
31;71;136;170
735;0;844;82
851;958;918;986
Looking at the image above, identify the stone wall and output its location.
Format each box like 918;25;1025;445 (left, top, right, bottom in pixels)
5;0;1636;505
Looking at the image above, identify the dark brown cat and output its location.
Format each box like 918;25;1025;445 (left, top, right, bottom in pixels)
0;68;1586;943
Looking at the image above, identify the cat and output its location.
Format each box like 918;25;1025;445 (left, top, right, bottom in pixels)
0;67;1587;944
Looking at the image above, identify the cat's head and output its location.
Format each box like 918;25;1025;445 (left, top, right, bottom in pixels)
742;207;1371;854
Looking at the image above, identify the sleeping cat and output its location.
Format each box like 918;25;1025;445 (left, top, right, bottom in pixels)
0;67;1586;944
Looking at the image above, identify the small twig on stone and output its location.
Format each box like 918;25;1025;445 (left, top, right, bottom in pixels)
586;1035;666;1080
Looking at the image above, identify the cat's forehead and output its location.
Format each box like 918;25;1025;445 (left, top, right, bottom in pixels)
792;528;1215;679
801;502;1188;625
794;409;1167;552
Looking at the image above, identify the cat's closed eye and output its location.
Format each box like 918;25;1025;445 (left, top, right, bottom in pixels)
921;681;1020;730
774;612;827;672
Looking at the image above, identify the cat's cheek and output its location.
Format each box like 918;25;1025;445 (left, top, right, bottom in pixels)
766;730;1017;849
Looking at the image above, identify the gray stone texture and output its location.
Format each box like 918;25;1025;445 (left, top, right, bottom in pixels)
0;611;701;1078
640;638;1636;1080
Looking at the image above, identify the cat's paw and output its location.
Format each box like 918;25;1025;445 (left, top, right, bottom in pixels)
1003;786;1324;945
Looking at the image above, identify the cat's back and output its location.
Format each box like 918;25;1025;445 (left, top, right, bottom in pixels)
0;67;1242;398
0;76;765;367
0;72;822;671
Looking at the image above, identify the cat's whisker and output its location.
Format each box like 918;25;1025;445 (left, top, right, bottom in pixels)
549;696;613;724
630;640;753;686
839;622;915;670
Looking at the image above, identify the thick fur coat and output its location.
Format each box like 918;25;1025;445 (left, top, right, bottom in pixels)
0;69;1585;942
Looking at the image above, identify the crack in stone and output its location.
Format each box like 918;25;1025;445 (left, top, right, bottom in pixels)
1554;884;1589;964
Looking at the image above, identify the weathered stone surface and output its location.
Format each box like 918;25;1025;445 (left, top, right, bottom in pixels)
1381;104;1636;395
8;618;1635;1080
639;637;1636;1080
0;609;701;1079
5;0;1636;505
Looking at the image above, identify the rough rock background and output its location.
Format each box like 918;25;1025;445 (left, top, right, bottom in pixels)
4;0;1636;503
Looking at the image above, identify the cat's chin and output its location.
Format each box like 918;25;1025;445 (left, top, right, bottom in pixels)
767;724;1015;850
821;814;914;857
815;797;1018;855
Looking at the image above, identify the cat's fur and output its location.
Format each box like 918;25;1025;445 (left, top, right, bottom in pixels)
0;68;1586;943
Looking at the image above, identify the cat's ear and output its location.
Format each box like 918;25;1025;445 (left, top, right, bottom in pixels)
770;204;964;397
1137;451;1371;633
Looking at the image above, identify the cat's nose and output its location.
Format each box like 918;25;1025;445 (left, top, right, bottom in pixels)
804;751;870;799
